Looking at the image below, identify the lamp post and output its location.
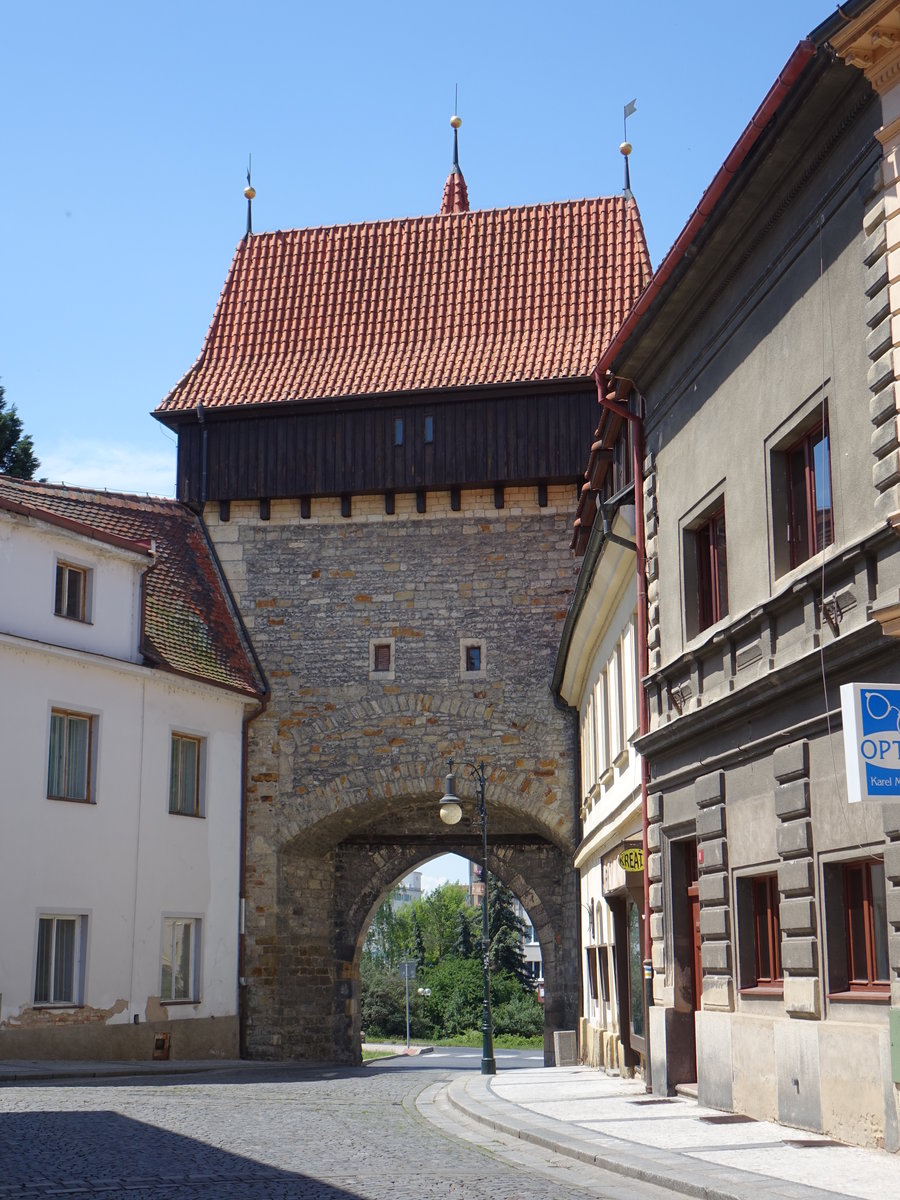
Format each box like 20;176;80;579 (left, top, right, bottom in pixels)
439;760;496;1075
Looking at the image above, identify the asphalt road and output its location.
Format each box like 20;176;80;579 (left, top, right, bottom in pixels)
0;1061;670;1200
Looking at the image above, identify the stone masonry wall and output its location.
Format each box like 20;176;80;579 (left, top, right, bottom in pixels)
204;485;581;1061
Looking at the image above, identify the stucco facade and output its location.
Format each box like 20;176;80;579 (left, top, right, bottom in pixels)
590;22;900;1151
0;496;259;1060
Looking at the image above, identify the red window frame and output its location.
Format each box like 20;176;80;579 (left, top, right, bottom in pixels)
786;419;833;569
695;508;728;632
842;860;889;993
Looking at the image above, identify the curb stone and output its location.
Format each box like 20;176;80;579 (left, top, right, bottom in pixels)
446;1074;851;1200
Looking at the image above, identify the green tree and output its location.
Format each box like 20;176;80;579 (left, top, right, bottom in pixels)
455;904;478;959
488;879;528;986
0;384;40;479
418;882;469;963
363;888;405;967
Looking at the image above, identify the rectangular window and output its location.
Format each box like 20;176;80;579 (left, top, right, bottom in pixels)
424;416;434;444
48;709;94;802
825;858;889;996
34;915;85;1005
844;861;889;990
598;946;611;1004
161;917;200;1003
373;643;392;673
786;420;833;569
738;874;782;991
460;639;485;676
169;733;203;816
595;670;610;778
586;948;599;1001
394;418;404;447
693;508;728;634
54;562;89;622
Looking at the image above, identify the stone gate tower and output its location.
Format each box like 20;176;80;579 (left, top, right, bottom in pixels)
155;146;650;1063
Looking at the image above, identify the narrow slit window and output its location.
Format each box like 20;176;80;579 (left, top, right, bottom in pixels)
394;418;404;447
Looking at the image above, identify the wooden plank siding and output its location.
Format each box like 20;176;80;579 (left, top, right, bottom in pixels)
174;386;597;504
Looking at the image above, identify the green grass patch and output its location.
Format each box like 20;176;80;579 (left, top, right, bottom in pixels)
362;1049;396;1061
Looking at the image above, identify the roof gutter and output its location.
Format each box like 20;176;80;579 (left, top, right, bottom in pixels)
594;40;816;380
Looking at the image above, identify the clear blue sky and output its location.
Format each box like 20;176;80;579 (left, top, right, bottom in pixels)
3;1;834;495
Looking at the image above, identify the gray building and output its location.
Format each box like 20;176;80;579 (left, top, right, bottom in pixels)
582;4;900;1149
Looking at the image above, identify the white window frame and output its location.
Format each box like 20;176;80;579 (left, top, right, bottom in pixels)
160;916;201;1004
47;706;97;803
168;731;207;817
53;559;93;623
33;912;87;1006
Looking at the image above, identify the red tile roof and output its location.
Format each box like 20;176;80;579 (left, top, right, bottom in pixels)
0;476;265;699
440;167;470;215
157;195;651;415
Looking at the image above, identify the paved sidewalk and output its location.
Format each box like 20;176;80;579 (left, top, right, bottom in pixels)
447;1066;900;1200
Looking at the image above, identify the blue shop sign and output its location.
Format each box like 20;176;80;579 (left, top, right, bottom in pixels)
840;682;900;802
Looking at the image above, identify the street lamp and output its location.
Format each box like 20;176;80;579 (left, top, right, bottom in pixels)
438;760;496;1075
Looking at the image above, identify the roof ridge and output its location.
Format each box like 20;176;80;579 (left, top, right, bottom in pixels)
246;192;628;241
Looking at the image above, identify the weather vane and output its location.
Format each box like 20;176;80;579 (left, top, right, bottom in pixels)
621;99;636;195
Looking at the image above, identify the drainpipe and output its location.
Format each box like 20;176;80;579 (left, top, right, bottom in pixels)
595;371;653;1087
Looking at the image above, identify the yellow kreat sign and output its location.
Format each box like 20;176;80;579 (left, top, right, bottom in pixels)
617;847;644;873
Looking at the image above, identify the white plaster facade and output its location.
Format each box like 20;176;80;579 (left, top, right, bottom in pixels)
556;505;643;1071
0;505;256;1059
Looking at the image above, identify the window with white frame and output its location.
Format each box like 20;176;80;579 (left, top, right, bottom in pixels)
160;917;200;1002
48;709;95;802
34;914;86;1005
625;618;639;740
169;733;205;816
54;560;91;622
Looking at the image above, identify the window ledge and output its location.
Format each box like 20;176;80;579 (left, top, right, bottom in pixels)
160;999;201;1007
47;795;94;805
168;810;205;819
738;985;784;998
827;989;890;1003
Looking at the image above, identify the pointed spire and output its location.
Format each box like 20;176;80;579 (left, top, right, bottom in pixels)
243;156;256;238
441;111;469;214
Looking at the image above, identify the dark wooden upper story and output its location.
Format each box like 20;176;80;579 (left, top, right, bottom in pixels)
172;383;596;505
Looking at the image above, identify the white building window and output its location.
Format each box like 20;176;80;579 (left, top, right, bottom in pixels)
54;560;91;622
161;917;200;1003
48;709;95;802
169;733;205;816
34;914;86;1005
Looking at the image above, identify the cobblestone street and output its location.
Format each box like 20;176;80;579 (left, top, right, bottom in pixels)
0;1065;649;1200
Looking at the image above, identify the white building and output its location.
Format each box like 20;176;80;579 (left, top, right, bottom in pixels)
0;478;264;1060
554;487;644;1072
391;872;423;911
